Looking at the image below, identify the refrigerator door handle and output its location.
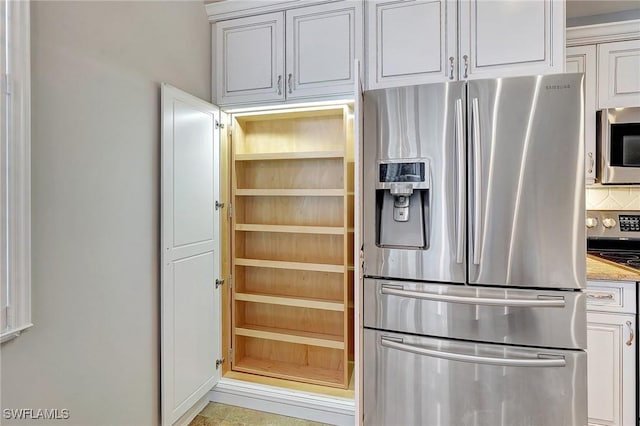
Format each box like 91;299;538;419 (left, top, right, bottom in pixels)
380;284;566;307
471;97;482;265
381;337;567;368
455;98;465;264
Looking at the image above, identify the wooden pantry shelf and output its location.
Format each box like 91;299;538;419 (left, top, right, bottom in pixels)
235;292;344;312
235;151;344;161
233;357;344;388
235;325;344;349
235;189;344;197
235;224;344;235
235;258;344;273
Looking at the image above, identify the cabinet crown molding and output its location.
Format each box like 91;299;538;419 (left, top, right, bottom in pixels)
206;0;344;22
567;19;640;46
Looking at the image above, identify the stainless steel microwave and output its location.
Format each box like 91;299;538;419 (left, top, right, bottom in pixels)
597;107;640;184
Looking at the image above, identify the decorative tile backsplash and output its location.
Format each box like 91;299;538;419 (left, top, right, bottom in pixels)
586;187;640;210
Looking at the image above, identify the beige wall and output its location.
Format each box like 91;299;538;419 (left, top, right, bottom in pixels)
1;1;211;425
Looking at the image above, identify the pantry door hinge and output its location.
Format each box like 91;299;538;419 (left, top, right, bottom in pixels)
228;347;234;363
215;357;225;369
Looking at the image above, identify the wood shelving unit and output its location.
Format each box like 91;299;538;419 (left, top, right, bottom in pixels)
230;106;354;388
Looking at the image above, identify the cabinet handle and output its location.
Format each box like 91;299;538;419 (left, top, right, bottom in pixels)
287;73;293;94
586;292;614;300
587;152;594;174
626;321;634;346
277;75;282;95
449;57;455;80
463;55;469;79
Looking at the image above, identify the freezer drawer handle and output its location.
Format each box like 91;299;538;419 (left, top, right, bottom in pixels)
380;284;566;308
381;337;567;368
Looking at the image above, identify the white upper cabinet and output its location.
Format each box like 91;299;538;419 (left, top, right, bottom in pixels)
598;39;640;108
459;0;564;80
366;0;456;89
566;45;597;184
366;0;564;89
286;2;362;99
215;13;285;105
213;1;362;106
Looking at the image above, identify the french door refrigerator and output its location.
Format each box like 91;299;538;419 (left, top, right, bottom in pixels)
362;74;587;426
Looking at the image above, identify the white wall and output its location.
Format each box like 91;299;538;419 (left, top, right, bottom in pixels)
0;1;211;425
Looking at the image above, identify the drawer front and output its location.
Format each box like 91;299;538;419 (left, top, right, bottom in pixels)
364;278;587;349
364;329;587;426
586;280;636;314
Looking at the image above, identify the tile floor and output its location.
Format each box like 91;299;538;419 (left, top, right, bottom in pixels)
188;403;328;426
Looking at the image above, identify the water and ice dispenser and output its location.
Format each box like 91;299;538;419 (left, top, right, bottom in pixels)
376;160;430;249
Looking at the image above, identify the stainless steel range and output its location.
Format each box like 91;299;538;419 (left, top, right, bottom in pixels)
587;210;640;269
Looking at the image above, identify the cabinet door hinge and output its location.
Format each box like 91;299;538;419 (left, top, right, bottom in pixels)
215;357;225;369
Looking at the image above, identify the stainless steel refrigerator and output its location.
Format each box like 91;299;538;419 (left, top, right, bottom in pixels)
363;74;587;425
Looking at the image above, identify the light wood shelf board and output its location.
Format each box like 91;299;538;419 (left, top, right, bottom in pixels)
223;370;355;398
235;258;344;273
235;292;344;311
235;325;344;349
233;357;345;388
235;151;344;161
236;189;344;197
235;224;344;235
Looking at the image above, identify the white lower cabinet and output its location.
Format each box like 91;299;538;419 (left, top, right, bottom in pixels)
586;281;637;426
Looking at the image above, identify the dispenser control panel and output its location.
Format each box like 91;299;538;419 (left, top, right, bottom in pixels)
376;160;430;190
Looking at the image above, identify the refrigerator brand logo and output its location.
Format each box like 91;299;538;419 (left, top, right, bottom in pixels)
545;84;571;90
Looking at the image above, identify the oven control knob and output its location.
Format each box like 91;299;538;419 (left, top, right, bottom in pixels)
603;217;617;229
586;217;599;229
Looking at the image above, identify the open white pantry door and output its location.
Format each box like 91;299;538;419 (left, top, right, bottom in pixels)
161;84;222;426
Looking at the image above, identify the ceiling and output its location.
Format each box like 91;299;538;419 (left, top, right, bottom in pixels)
566;0;639;18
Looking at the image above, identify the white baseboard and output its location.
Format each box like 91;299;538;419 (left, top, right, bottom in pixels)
173;395;208;426
208;378;355;426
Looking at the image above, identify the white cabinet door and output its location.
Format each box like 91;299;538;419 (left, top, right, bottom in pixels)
366;0;457;89
567;45;597;185
215;12;285;105
286;2;362;99
586;312;636;426
161;84;222;426
459;0;564;80
598;40;640;108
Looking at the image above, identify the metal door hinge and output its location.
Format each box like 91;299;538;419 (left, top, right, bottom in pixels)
215;201;225;210
228;275;233;290
227;203;233;219
228;347;234;363
215;278;224;289
215;357;225;369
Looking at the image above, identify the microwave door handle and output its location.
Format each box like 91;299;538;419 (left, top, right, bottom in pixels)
455;98;465;264
381;337;567;368
471;97;482;265
380;284;566;308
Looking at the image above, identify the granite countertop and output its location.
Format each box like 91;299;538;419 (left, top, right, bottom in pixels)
587;254;640;281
